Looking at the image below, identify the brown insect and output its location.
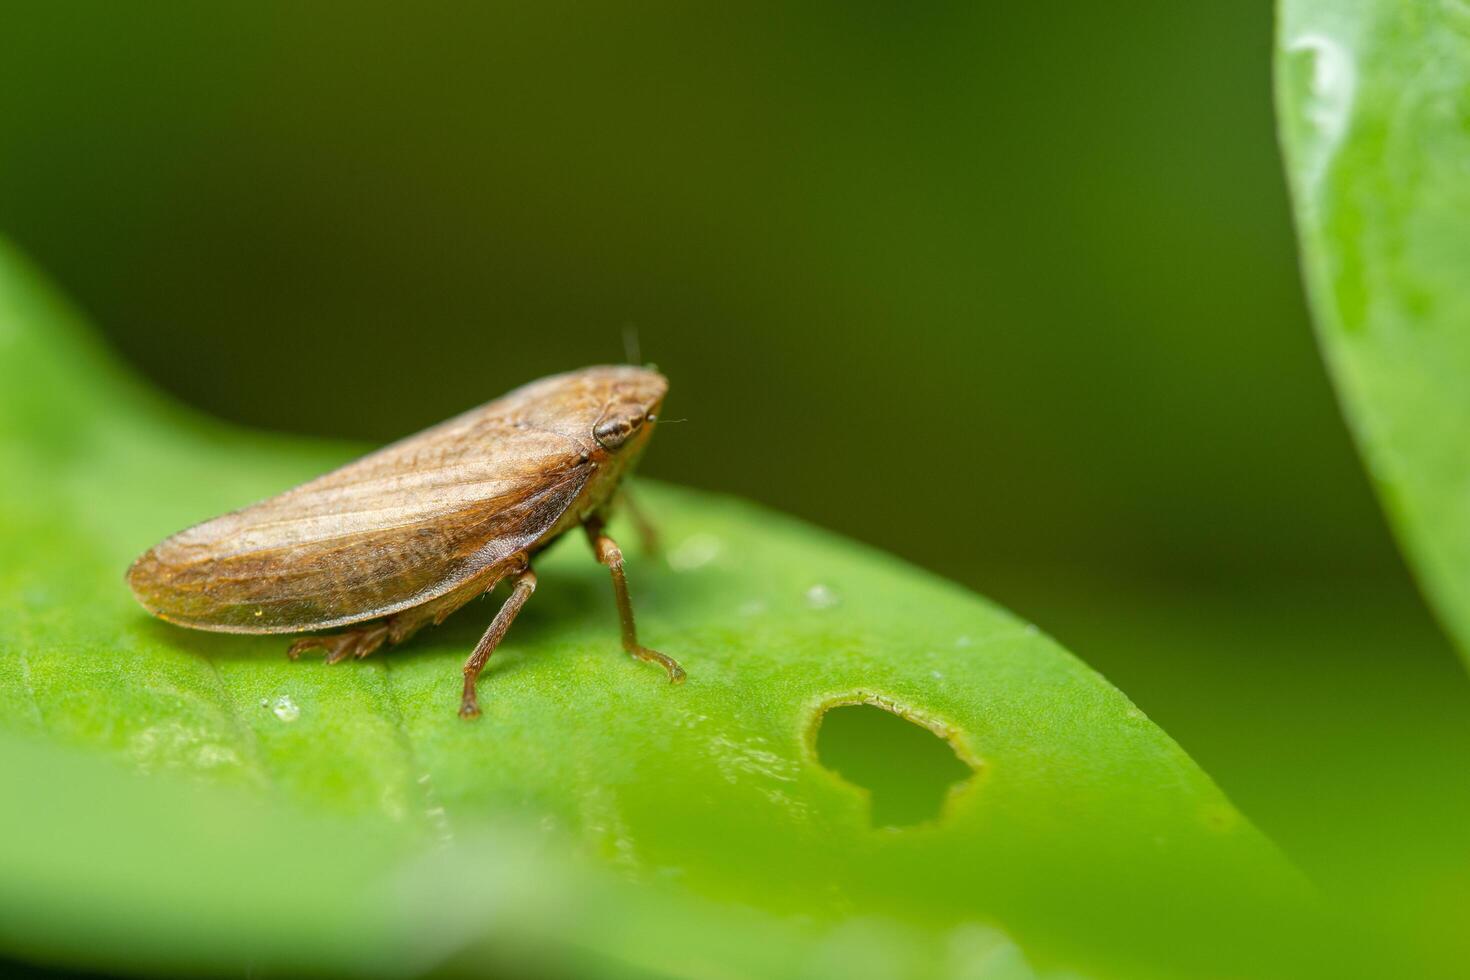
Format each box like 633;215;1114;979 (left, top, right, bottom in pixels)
127;366;683;718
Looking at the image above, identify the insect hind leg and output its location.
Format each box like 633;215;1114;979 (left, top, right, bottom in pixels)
287;622;390;665
285;555;529;678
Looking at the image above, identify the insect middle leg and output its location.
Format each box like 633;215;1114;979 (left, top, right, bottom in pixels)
286;557;521;666
459;567;538;720
584;518;685;683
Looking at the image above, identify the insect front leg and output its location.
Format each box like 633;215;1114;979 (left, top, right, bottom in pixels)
584;518;685;684
460;566;538;720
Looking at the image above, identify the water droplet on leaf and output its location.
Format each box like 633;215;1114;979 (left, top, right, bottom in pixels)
805;584;840;609
668;533;723;571
271;695;300;722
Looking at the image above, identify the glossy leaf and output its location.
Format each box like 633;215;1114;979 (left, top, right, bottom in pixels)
0;241;1311;977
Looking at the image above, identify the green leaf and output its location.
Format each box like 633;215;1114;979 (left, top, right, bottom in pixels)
1276;2;1470;663
0;240;1313;977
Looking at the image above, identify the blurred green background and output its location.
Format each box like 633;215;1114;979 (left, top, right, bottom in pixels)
3;0;1469;934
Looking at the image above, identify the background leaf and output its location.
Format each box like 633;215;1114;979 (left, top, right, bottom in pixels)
1277;1;1470;662
0;241;1323;978
1275;6;1470;969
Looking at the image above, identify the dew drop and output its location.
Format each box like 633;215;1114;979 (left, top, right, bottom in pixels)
738;598;768;617
271;695;300;722
805;584;841;609
668;533;723;571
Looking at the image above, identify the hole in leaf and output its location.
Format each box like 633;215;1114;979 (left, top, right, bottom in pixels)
815;703;975;828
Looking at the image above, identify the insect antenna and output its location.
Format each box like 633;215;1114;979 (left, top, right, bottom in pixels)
622;324;642;366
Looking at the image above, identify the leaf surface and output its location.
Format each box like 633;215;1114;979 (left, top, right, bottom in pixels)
1277;1;1470;662
0;242;1309;977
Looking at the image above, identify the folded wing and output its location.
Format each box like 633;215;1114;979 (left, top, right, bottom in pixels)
128;408;593;633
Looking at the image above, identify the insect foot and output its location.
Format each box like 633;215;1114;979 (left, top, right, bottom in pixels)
287;624;390;665
632;645;686;683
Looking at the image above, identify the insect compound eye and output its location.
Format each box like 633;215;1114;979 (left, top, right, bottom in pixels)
594;417;633;450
